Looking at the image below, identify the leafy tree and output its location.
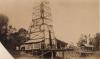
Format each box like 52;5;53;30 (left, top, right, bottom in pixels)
77;34;87;47
0;14;9;49
89;37;95;45
8;28;28;51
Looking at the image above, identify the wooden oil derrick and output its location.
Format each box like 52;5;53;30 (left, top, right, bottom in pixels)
28;1;56;49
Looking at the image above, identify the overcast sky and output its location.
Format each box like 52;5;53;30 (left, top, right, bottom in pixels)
0;0;99;44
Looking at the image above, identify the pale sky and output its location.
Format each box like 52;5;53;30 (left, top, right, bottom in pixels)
0;0;99;44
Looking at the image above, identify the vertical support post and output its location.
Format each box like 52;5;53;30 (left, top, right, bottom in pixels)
42;51;44;59
63;51;66;59
51;51;54;59
62;51;64;58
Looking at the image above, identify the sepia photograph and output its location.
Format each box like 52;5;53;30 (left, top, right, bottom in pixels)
0;0;100;59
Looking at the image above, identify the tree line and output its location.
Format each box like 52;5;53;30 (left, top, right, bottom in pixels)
77;33;100;51
0;14;100;55
0;14;29;55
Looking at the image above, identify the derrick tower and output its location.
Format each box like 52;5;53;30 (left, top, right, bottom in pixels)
29;1;56;49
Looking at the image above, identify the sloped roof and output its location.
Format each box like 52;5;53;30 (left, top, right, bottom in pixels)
56;38;68;45
25;39;44;44
84;44;94;47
